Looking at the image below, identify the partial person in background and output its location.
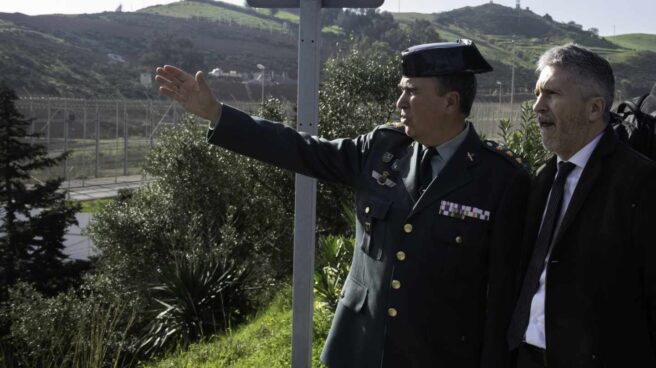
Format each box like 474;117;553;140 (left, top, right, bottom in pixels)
157;39;529;368
508;44;656;368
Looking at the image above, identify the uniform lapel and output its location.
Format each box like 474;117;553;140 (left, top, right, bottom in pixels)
550;127;616;249
397;141;421;202
408;127;481;217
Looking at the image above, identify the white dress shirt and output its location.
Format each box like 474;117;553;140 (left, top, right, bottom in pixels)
524;132;604;349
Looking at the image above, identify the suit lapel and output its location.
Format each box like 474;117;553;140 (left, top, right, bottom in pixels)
551;127;616;248
408;127;481;217
398;141;421;202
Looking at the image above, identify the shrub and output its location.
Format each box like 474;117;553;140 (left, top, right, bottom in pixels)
139;251;251;357
498;101;551;174
2;282;138;368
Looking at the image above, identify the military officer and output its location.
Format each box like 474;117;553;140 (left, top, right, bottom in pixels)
156;39;530;368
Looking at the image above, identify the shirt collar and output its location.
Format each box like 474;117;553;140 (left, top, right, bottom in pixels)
425;122;470;163
557;131;604;169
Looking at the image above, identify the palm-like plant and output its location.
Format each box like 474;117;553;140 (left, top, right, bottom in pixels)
314;235;355;311
139;254;250;357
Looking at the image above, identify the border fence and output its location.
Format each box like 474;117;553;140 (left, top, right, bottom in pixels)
15;97;261;184
15;94;534;185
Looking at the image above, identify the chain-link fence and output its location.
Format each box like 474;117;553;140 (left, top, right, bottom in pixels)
15;94;534;185
470;92;535;137
15;97;260;184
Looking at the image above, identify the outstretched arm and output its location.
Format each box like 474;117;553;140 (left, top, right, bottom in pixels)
155;65;222;123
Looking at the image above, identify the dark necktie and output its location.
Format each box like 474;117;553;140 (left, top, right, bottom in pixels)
508;161;576;350
418;147;437;197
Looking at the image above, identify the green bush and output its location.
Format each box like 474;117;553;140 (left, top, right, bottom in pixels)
498;101;551;174
2;282;138;368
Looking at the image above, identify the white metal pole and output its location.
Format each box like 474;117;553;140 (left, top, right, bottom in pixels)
292;0;321;366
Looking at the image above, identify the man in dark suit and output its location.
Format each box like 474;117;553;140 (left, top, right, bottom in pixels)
156;40;529;367
508;44;656;368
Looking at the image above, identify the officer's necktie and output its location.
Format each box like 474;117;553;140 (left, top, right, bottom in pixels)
418;147;438;197
508;161;576;350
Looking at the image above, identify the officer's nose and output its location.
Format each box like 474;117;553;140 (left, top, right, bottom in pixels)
396;91;408;110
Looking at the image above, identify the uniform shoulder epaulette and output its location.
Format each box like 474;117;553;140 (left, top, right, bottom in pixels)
483;140;525;168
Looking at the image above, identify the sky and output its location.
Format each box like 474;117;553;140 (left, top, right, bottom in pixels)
0;0;653;36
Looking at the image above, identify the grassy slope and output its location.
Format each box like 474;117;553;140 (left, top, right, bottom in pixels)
140;1;282;29
140;2;337;33
143;288;333;368
607;33;656;51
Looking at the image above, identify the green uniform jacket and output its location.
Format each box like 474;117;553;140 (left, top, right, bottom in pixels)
208;105;530;368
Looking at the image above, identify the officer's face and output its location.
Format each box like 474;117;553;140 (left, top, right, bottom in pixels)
533;66;599;160
396;77;449;146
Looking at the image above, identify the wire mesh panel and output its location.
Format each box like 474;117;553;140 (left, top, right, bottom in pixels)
16;98;182;183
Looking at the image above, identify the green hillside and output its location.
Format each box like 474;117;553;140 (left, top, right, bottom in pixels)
607;33;656;52
140;1;287;31
0;1;653;99
392;5;655;96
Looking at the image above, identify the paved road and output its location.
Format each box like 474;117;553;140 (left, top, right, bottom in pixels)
60;175;156;259
62;175;157;201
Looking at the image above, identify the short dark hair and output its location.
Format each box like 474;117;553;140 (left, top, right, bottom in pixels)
537;44;615;122
434;73;477;117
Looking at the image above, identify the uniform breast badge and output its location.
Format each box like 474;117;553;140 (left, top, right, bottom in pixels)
371;170;397;188
439;200;490;221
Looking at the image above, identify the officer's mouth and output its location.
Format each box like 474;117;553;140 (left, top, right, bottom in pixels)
538;119;554;129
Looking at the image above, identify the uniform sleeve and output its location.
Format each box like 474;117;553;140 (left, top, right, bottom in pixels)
480;167;531;368
207;104;371;186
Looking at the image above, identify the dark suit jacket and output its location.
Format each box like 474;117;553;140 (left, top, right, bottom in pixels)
209;105;530;368
517;127;656;367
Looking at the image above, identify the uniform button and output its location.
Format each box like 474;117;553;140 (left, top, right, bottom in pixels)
403;223;413;233
391;280;401;289
396;251;406;261
455;235;463;244
365;206;371;214
388;308;398;317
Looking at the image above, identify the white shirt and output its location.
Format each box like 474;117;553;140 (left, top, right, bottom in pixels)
524;132;604;349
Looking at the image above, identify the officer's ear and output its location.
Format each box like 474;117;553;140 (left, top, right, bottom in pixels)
443;91;461;115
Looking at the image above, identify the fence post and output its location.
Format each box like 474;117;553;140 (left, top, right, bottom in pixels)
149;100;154;148
95;102;100;178
115;102;119;183
64;101;68;180
123;101;128;176
46;99;51;152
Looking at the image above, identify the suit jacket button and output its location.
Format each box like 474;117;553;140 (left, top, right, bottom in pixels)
396;251;406;261
387;308;398;317
403;223;413;233
455;235;463;244
391;280;401;289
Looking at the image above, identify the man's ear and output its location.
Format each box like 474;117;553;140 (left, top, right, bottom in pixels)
444;91;461;114
588;96;605;122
